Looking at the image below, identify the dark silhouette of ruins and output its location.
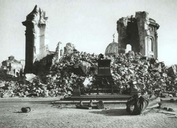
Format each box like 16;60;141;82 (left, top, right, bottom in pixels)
117;11;159;58
22;5;49;73
22;5;69;73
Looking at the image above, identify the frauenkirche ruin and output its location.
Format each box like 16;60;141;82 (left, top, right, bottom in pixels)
23;6;160;73
117;12;159;58
2;2;177;128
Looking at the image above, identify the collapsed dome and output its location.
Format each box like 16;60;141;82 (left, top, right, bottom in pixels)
105;42;118;56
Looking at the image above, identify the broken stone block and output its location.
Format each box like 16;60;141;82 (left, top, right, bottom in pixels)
64;43;75;55
0;92;4;98
21;107;31;113
72;88;81;96
167;108;174;112
96;101;104;109
126;94;160;115
170;99;175;103
167;65;177;77
25;73;37;83
88;100;93;107
161;93;168;98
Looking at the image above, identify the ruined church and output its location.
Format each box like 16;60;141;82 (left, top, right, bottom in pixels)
22;5;72;73
117;11;159;58
106;11;159;58
23;6;159;73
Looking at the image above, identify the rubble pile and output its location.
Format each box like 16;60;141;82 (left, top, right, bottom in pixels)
110;52;177;95
47;51;99;96
0;50;177;98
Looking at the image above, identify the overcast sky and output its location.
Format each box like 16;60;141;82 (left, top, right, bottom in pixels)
0;0;177;66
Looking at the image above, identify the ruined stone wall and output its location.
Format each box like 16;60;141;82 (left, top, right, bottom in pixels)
135;11;148;56
117;11;159;59
1;56;23;77
22;5;48;73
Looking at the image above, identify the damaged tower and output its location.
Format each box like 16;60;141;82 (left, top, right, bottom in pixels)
22;5;49;73
117;11;159;58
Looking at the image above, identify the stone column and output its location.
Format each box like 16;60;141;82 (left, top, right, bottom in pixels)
117;17;128;53
22;5;48;73
154;32;158;59
135;12;149;56
55;42;62;62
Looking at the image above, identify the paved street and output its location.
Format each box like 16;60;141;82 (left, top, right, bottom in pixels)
0;98;177;128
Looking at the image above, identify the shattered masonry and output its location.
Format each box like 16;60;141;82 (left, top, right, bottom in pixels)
117;11;159;59
22;5;50;73
22;5;73;73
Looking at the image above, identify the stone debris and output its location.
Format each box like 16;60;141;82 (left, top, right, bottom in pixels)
76;100;104;109
126;94;161;115
0;50;177;98
25;73;37;83
126;94;149;115
21;107;31;113
170;98;175;103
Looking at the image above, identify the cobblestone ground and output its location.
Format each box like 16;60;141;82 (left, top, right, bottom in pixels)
0;100;177;128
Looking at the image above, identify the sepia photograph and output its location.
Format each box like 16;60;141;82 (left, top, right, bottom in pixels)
0;0;177;128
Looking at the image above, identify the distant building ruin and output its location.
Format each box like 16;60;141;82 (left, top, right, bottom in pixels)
1;56;23;77
117;11;159;58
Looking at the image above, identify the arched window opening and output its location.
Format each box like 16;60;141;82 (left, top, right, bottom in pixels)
148;38;153;52
126;44;132;53
145;37;154;56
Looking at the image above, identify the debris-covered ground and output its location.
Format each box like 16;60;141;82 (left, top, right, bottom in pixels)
0;98;177;128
